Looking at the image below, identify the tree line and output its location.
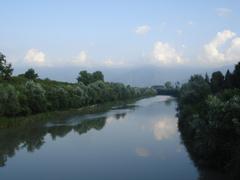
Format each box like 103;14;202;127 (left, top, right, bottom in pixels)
0;52;156;117
178;62;240;179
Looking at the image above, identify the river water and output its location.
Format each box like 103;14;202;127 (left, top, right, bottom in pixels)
0;96;199;180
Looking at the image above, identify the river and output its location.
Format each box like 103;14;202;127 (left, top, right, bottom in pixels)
0;96;199;180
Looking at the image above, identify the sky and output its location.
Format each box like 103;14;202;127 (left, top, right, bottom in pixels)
1;0;240;84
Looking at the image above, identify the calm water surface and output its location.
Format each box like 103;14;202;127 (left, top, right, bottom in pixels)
0;96;199;180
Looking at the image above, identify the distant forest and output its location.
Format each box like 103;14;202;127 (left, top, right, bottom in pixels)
0;52;156;117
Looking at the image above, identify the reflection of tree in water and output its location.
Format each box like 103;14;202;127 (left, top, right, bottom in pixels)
73;117;106;135
114;113;126;120
48;126;73;140
0;116;108;167
0;127;47;167
178;117;239;180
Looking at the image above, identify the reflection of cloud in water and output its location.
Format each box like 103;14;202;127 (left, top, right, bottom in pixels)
153;117;177;141
106;116;115;124
136;147;150;157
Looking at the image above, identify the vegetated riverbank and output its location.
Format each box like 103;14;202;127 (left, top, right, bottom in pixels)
177;62;240;179
0;52;156;118
0;98;140;129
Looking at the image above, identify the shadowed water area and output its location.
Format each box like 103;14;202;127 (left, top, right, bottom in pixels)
0;96;224;179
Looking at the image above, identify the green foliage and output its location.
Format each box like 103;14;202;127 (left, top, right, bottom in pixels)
92;71;104;82
210;71;224;93
164;81;173;89
0;52;156;117
0;53;13;81
77;70;92;85
179;75;211;106
77;70;104;85
24;68;39;80
0;67;155;117
178;61;240;178
204;73;210;84
0;85;20;116
24;81;47;113
46;87;68;110
233;62;240;88
224;70;233;89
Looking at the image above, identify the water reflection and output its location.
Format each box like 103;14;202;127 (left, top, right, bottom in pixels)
0;96;201;180
164;97;176;106
178;135;229;180
0;116;109;167
135;147;150;157
153;117;177;141
178;114;230;180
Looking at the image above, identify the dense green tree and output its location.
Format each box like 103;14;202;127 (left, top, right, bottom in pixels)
24;68;38;80
18;90;31;115
92;71;104;82
210;71;224;93
24;81;47;113
0;53;13;81
224;70;233;89
46;87;67;110
69;86;85;108
77;71;92;85
56;87;69;109
77;70;104;85
233;62;240;88
178;63;240;178
164;81;173;89
204;73;210;84
179;75;211;106
0;85;20;116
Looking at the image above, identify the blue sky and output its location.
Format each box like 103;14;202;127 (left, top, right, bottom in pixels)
1;0;240;70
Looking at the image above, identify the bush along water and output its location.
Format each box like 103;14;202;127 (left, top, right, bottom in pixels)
177;62;240;179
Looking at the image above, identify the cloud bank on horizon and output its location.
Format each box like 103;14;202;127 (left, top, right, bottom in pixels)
0;0;240;69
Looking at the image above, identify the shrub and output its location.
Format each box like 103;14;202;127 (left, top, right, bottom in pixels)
24;81;47;113
0;84;20;116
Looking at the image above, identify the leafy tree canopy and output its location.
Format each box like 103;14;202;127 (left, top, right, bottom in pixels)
0;52;13;81
24;68;39;80
77;70;104;85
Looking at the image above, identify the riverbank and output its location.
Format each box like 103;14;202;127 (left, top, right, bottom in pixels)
177;62;240;179
0;97;143;129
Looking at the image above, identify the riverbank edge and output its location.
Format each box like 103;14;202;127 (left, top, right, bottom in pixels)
0;95;152;129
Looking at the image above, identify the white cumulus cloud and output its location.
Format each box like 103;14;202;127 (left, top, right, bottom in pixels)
202;30;240;66
226;37;240;60
25;49;45;65
153;41;184;65
135;25;151;35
